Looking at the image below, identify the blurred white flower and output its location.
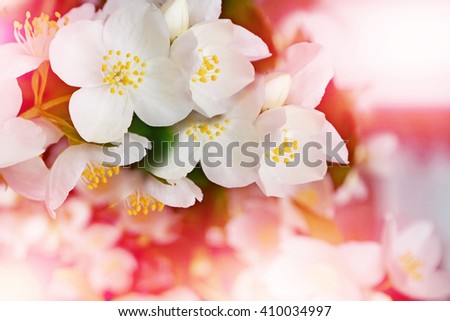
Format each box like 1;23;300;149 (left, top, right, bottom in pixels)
384;219;450;300
233;237;384;300
88;247;137;294
255;107;331;197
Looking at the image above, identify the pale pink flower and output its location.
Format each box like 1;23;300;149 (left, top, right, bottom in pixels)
0;3;98;80
233;237;384;300
88;247;138;294
384;219;450;300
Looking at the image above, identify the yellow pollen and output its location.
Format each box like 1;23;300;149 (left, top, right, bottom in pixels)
102;50;147;95
192;49;221;84
399;251;424;281
270;130;300;165
184;119;231;142
82;164;119;190
14;11;64;56
126;190;165;215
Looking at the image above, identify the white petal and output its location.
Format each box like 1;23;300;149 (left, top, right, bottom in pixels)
201;119;259;188
187;0;221;25
61;3;98;23
256;107;328;192
148;127;200;180
103;134;151;167
49;20;105;87
0;43;44;80
321;120;349;164
282;43;334;109
190;19;234;48
102;0;139;16
69;86;133;143
32;118;63;149
131;57;193;127
170;28;202;76
103;2;170;61
162;0;190;41
230;25;271;61
406;270;450;300
145;176;203;208
256;106;326;138
0;118;45;168
221;77;265;122
1;157;49;201
191;47;255;115
0;78;22;123
263;72;292;110
394;221;442;271
46;145;97;217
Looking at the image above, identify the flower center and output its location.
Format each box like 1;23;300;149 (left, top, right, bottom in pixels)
14;11;66;58
399;251;423;281
191;49;221;84
81;163;120;190
185;119;230;141
126;190;165;215
268;130;300;165
102;50;147;96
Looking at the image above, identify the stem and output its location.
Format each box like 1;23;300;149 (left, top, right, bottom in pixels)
37;61;50;107
41;94;72;111
21;94;72;119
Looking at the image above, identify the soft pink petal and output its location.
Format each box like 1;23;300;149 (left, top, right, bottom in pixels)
32;118;63;149
283;43;334;109
338;242;385;288
0;43;44;80
46;145;95;217
1;157;49;201
230;25;271;61
0;118;45;168
0;78;22;123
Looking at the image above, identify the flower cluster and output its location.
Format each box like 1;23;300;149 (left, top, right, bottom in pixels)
0;0;347;218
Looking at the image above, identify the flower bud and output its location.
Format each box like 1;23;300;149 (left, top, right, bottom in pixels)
161;0;189;42
263;72;292;110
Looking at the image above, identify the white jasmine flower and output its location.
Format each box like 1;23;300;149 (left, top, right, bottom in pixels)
46;134;150;218
150;79;264;188
50;1;194;143
170;19;270;117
